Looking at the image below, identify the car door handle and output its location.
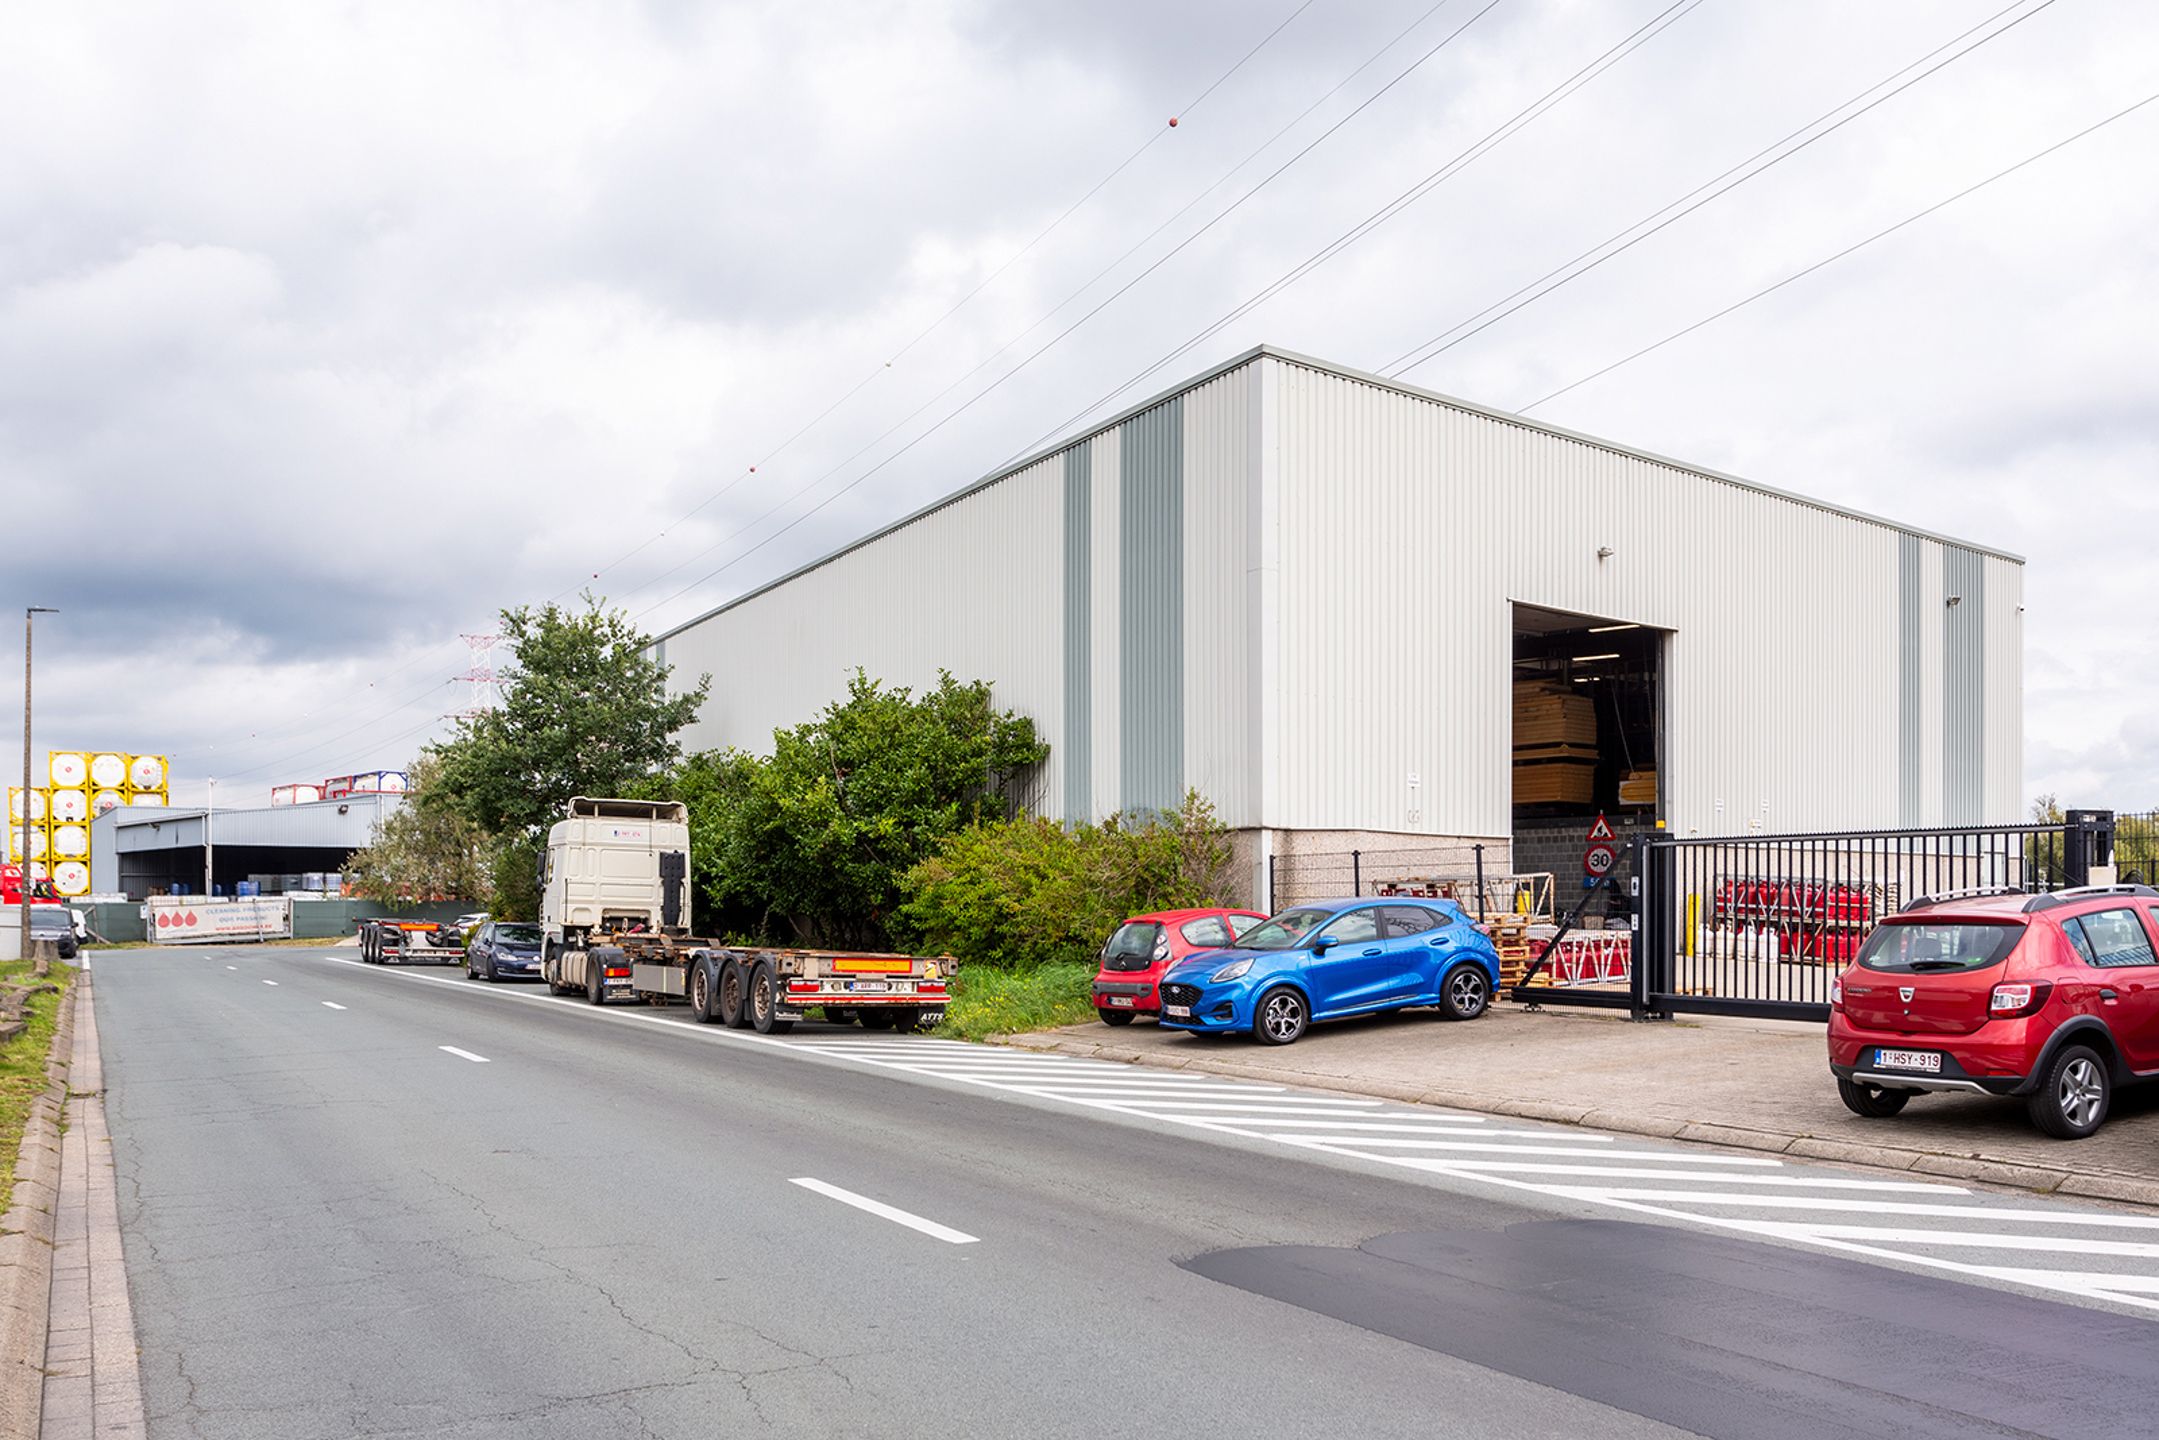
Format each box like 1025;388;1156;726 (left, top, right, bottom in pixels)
1360;947;1382;957
2100;988;2119;1002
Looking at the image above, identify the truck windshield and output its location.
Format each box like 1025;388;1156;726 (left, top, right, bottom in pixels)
27;908;69;935
1857;920;2023;974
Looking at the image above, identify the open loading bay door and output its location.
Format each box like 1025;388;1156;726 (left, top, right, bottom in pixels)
1511;605;1665;883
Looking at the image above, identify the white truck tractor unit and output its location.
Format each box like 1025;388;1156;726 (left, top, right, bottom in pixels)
537;796;951;1031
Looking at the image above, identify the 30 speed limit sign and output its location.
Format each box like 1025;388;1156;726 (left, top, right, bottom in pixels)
1584;842;1616;878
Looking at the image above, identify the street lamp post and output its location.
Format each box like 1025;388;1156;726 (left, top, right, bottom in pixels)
21;606;57;971
205;777;216;899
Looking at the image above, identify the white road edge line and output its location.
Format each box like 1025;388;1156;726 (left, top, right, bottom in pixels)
262;980;278;986
439;1046;491;1063
322;1002;347;1010
327;955;2159;1316
226;966;237;971
789;1177;979;1245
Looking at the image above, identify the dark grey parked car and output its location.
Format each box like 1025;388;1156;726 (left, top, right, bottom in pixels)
465;921;543;982
28;905;78;961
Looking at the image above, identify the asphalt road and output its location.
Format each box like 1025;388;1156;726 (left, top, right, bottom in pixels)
94;945;2159;1439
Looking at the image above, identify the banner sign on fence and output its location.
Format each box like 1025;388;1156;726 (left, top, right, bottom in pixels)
146;896;293;944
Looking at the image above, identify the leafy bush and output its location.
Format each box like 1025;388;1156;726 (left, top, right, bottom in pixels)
668;671;1046;948
900;791;1240;970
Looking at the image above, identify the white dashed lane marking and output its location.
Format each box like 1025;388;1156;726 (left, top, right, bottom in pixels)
326;954;2159;1315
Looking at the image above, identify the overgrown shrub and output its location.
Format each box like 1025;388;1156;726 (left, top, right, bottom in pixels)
899;791;1240;969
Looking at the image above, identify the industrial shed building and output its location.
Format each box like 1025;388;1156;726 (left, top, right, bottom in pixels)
91;793;401;899
656;346;2022;903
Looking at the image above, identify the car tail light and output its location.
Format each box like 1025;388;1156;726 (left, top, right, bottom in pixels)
1988;981;2053;1017
1829;975;1843;1012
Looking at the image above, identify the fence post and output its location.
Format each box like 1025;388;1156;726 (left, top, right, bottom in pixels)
2064;809;2115;888
1629;834;1669;1021
1267;852;1277;913
1473;843;1486;922
1352;849;1362;897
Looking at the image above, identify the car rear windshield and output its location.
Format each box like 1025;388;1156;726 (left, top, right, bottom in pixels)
1102;922;1163;970
1857;920;2024;974
495;924;542;944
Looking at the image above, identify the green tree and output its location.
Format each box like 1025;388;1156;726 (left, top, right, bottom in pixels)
431;596;709;837
670;671;1046;947
343;757;489;906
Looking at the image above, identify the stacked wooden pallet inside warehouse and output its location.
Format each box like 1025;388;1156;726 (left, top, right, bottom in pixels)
1512;680;1597;805
1618;768;1658;806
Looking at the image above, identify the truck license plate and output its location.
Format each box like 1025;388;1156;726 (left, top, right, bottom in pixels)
1164;1004;1192;1018
851;981;889;992
1875;1048;1941;1073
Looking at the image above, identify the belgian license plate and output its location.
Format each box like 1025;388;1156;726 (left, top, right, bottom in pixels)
1875;1048;1941;1073
1164;1004;1192;1018
851;981;889;993
1107;996;1135;1008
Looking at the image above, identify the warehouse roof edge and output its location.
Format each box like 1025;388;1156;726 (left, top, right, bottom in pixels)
652;343;2023;646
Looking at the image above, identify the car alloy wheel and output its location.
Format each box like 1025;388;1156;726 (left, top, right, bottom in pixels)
2059;1056;2105;1130
1443;966;1489;1020
1256;988;1306;1045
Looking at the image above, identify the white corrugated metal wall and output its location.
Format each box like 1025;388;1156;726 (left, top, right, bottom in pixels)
1266;354;2023;837
659;347;2022;842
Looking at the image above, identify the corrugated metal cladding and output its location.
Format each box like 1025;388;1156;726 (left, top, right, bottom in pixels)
1942;546;1988;824
655;344;2021;842
1061;443;1093;822
1119;398;1184;814
1267;354;2023;835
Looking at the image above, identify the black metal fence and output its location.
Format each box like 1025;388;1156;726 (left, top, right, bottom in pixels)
1513;811;2120;1021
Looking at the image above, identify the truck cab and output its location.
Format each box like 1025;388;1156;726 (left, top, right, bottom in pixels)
539;797;694;1001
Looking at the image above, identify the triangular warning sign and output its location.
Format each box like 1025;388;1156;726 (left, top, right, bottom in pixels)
1587;813;1615;843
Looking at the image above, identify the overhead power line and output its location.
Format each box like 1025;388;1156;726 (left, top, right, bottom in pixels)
1383;0;2061;378
1518;89;2159;412
1016;0;1708;459
609;0;1470;617
557;0;1326;606
629;0;1516;626
203;2;1327;777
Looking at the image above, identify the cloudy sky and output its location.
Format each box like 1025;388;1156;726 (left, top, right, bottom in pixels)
3;0;2154;813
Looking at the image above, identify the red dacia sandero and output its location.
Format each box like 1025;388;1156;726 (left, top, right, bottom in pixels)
1829;884;2159;1138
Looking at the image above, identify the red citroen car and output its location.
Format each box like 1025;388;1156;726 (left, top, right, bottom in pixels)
1829;884;2159;1138
1092;908;1267;1026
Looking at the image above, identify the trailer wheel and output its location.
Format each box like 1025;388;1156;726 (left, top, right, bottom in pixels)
822;1006;855;1026
689;960;716;1024
586;956;605;1006
859;1008;893;1031
889;1006;924;1035
718;960;749;1028
749;963;793;1035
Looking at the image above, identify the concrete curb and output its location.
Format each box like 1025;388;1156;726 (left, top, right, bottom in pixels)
998;1030;2159;1209
0;973;79;1440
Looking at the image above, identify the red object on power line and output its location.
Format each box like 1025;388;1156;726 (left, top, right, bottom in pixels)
1168;117;1179;127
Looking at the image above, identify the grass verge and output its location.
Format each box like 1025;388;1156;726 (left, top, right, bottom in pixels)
935;961;1097;1041
0;958;74;1214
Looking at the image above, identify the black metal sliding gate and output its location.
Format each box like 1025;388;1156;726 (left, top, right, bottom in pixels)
1512;812;2118;1022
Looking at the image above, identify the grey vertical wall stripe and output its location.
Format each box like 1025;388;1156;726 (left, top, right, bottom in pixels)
1942;546;1986;825
1062;442;1093;823
1120;398;1184;815
1896;535;1922;826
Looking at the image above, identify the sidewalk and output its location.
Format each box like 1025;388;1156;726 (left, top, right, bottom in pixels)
1005;1004;2159;1205
40;969;145;1439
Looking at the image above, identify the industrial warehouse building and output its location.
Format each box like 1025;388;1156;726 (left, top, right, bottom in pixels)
656;346;2022;905
91;792;403;899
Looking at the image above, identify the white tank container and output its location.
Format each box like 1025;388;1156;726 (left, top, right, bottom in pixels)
51;824;90;859
89;752;129;789
8;789;47;823
128;754;169;790
50;789;89;823
52;861;90;896
91;790;125;816
48;753;88;789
